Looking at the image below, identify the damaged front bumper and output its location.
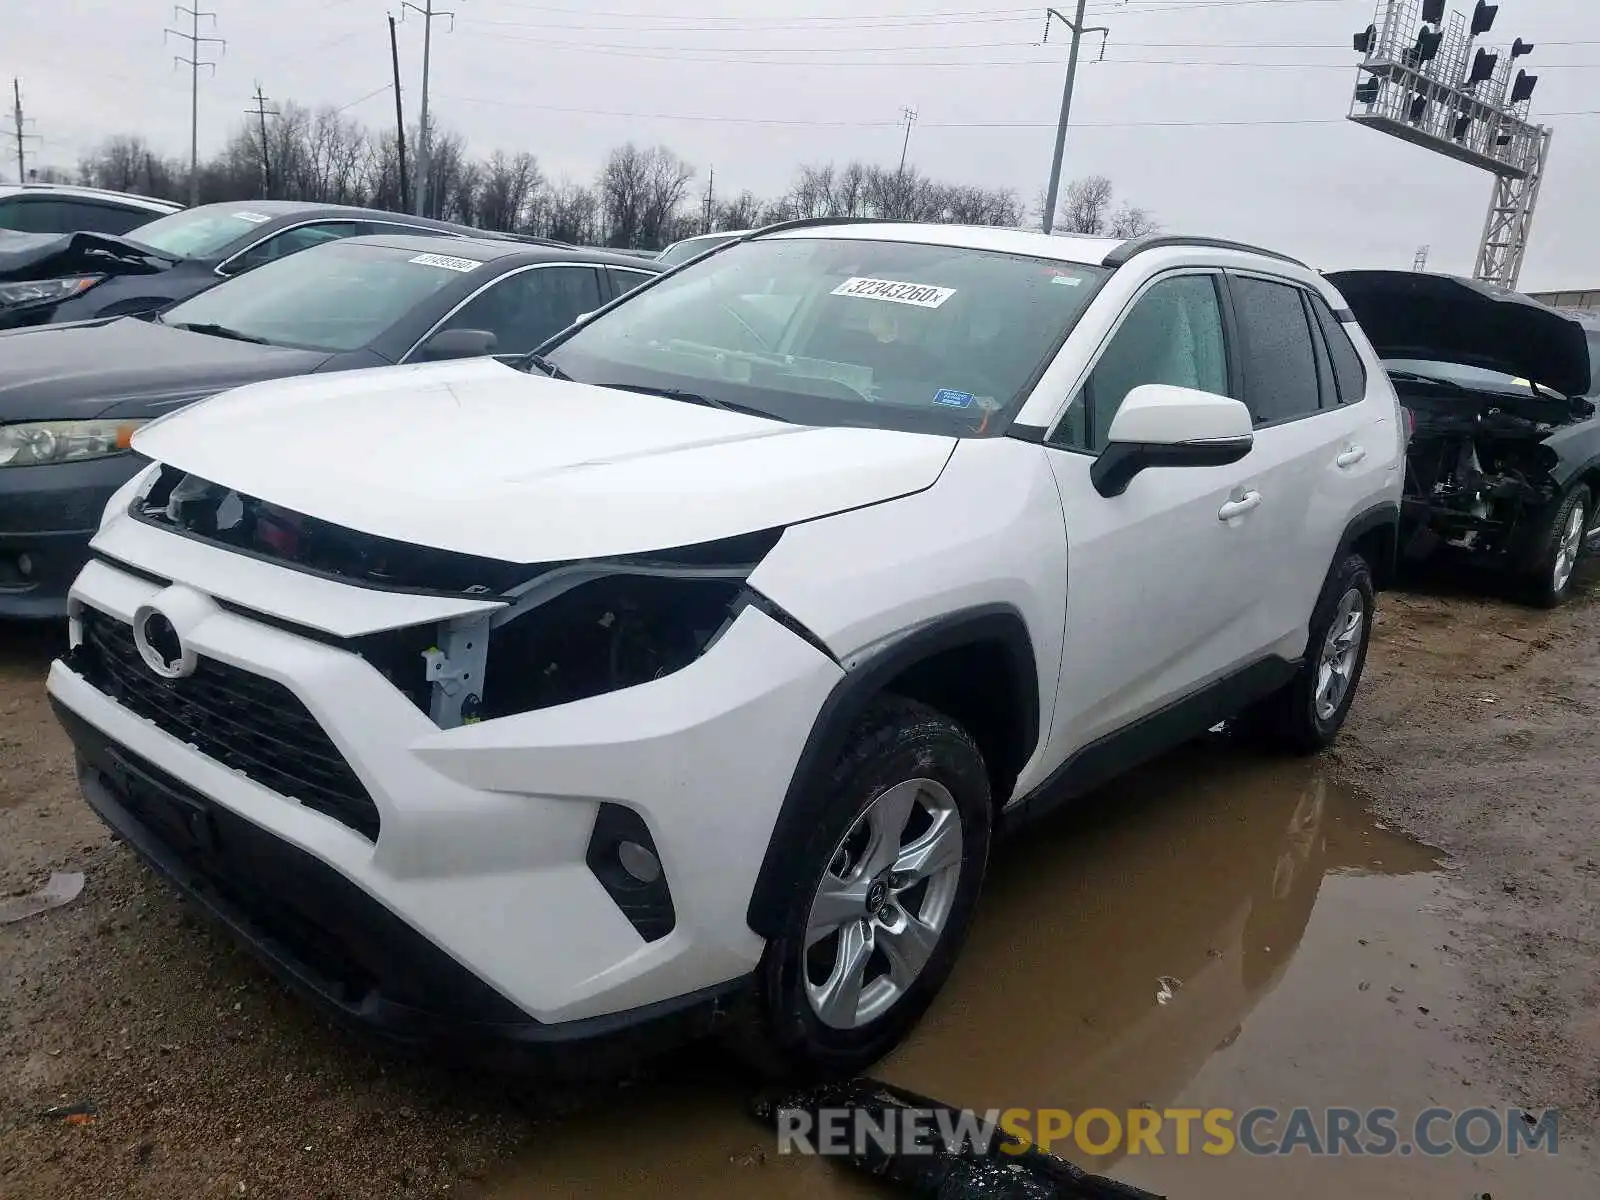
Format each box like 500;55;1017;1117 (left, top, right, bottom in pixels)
47;502;846;1063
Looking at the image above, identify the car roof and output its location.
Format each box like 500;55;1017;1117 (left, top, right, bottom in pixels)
0;183;183;212
762;221;1128;266
331;231;666;268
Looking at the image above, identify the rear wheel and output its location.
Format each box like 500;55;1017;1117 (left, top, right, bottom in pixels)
1239;553;1376;755
728;696;992;1080
1523;485;1590;609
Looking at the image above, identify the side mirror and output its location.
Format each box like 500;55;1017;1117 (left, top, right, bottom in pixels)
415;327;497;362
1089;383;1254;498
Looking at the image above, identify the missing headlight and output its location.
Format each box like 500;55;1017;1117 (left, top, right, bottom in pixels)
417;532;794;729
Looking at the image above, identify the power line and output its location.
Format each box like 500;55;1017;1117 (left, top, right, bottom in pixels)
246;83;279;198
7;79;41;184
165;4;224;206
431;93;1600;129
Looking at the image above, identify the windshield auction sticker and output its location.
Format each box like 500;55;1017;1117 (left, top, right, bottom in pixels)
831;277;956;308
408;253;483;272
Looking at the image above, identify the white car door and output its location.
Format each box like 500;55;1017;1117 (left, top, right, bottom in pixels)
1223;272;1397;659
1040;269;1272;762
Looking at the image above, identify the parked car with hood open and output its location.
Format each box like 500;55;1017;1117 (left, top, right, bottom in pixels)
1328;269;1600;606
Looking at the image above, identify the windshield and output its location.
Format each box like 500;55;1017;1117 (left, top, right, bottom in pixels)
158;240;474;352
656;233;741;268
543;236;1110;436
125;206;281;259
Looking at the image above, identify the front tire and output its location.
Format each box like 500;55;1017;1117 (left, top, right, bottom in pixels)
728;696;992;1080
1523;484;1590;609
1239;553;1376;755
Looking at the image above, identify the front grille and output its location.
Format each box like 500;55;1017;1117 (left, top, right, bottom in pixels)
69;607;381;840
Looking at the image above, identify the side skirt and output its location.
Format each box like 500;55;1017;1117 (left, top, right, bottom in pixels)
998;655;1299;834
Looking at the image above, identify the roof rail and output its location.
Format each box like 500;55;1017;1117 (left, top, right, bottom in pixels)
745;215;895;238
1101;234;1306;270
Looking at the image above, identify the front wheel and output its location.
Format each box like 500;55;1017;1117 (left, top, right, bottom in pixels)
1239;552;1376;755
728;696;992;1080
1523;484;1590;609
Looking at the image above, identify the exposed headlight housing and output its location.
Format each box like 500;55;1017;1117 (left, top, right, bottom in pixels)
0;275;105;308
0;419;148;468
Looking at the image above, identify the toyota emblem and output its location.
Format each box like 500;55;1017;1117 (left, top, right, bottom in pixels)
132;605;195;679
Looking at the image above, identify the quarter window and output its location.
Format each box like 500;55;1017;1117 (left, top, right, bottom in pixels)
1052;273;1229;453
1231;276;1323;424
1308;293;1369;404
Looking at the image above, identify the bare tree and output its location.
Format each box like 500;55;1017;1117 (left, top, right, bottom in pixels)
1107;201;1160;239
1057;174;1115;235
639;146;695;248
542;179;600;244
476;151;542;232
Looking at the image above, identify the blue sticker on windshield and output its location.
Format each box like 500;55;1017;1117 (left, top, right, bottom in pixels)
934;389;976;408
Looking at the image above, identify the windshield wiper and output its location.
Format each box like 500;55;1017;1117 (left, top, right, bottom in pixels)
1385;369;1472;394
165;321;271;345
595;382;771;418
517;352;574;381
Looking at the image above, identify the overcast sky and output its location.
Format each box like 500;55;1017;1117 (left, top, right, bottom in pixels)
5;0;1598;288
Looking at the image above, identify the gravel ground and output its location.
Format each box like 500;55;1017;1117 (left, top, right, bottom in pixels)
2;562;1597;1198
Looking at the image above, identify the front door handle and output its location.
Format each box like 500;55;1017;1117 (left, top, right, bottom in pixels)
1336;445;1367;469
1218;490;1262;521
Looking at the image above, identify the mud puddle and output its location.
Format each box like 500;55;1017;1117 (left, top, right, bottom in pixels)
483;738;1593;1199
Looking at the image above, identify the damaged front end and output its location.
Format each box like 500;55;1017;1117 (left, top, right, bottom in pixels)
1398;379;1588;561
0;229;174;324
129;464;809;730
1325;269;1597;569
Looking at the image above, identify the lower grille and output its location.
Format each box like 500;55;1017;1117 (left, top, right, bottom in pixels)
69;607;381;839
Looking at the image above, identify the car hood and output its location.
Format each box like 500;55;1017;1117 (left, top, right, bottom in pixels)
131;357;960;563
0;316;332;420
1326;269;1593;398
0;229;176;285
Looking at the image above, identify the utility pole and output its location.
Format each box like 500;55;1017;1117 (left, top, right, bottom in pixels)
245;84;279;199
1040;4;1109;234
389;13;409;211
7;80;40;184
401;0;456;218
702;166;714;233
897;106;918;174
166;5;224;207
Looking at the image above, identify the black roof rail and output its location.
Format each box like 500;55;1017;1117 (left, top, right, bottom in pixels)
1101;234;1307;270
743;215;895;238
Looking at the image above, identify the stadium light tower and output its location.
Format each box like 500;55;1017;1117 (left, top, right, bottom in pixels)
1347;0;1550;289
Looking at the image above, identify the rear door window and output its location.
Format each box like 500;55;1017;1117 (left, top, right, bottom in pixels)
607;266;655;300
1230;275;1323;424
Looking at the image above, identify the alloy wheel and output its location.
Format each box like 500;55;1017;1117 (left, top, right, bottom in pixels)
802;778;964;1030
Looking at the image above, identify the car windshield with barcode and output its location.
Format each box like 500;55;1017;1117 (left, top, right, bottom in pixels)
543;236;1111;436
154;239;483;352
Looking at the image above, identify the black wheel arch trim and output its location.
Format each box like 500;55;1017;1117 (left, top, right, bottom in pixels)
1337;500;1401;588
744;603;1040;939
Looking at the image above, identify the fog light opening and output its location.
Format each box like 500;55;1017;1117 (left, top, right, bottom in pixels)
617;839;661;884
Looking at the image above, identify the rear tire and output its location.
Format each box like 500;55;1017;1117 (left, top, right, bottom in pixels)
1522;485;1590;609
727;696;992;1080
1238;553;1376;755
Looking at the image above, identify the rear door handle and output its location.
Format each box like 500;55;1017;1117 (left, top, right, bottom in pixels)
1336;446;1367;468
1218;490;1262;521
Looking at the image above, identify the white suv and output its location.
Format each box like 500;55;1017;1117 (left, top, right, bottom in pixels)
47;220;1404;1078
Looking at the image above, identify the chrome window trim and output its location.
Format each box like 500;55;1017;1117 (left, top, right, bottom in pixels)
399;260;605;363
